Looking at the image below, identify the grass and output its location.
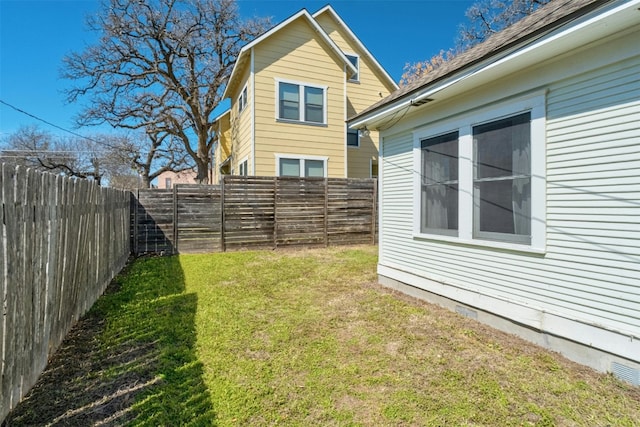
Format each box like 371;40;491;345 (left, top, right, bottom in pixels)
4;245;639;426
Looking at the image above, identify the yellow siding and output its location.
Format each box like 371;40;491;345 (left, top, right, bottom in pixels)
252;17;346;177
228;64;253;174
315;12;395;178
211;112;232;183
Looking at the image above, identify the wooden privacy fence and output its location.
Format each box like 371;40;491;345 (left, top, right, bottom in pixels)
132;176;377;254
0;165;130;422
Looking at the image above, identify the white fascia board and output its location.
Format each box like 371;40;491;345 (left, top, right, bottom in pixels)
352;0;640;130
224;8;357;100
313;5;398;90
212;108;231;123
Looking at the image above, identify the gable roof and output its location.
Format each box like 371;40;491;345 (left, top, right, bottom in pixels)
312;6;398;91
350;0;636;128
223;7;358;99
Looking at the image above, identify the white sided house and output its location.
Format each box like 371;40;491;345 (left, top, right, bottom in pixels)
350;0;640;384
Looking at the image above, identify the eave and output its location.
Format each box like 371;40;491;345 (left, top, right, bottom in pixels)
223;8;358;100
349;0;639;131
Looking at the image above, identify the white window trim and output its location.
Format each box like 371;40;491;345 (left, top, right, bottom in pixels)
275;154;328;178
412;92;546;253
275;78;328;125
238;84;248;114
345;52;360;83
238;156;249;176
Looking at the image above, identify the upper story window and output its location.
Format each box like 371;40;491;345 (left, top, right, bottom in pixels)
413;93;546;252
277;80;327;125
345;54;359;82
238;85;248;113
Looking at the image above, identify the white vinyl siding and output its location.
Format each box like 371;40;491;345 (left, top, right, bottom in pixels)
379;54;640;342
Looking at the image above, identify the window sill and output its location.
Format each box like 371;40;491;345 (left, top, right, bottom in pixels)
276;118;327;127
347;145;360;149
412;232;546;256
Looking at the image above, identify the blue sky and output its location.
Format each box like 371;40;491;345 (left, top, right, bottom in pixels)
0;0;475;139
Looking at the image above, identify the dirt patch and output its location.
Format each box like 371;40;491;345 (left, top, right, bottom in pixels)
2;279;158;427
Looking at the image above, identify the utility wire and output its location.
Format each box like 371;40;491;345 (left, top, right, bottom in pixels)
0;99;113;147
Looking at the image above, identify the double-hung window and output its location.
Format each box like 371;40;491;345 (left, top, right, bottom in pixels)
414;94;545;251
276;155;327;178
420;131;459;236
238;85;247;113
238;159;248;176
277;80;326;124
473;112;531;244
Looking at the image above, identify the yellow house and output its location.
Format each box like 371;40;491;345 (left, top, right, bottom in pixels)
212;5;397;181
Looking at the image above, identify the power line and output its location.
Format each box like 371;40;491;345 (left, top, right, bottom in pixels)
0;99;113;147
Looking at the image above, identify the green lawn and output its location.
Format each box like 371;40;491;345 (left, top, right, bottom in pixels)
6;246;640;426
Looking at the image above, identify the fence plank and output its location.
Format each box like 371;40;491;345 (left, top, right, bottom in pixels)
0;165;130;423
131;176;377;254
0;165;5;411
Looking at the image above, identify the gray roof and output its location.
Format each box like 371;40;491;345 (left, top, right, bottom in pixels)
350;0;609;122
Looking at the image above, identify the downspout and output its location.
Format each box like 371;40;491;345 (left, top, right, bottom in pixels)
343;62;348;177
251;47;256;175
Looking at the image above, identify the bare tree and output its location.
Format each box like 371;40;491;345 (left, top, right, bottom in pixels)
0;125;191;187
0;125;104;183
62;0;269;183
456;0;551;52
399;49;455;87
107;130;193;188
400;0;551;86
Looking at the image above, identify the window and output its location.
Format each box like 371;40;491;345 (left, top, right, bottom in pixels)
413;93;545;251
473;113;531;244
277;80;326;124
347;128;359;147
238;85;248;113
421;131;459;236
165;178;172;189
371;161;378;179
238;159;248;176
277;155;327;177
345;54;359;82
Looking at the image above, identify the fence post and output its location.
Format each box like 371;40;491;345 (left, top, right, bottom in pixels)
133;189;139;255
371;178;377;245
173;184;178;254
220;176;226;252
324;178;329;247
273;177;278;250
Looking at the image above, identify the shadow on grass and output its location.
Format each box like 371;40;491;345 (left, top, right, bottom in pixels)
3;256;216;426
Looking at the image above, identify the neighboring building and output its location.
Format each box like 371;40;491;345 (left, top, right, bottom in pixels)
157;169;198;189
211;5;397;182
350;0;640;383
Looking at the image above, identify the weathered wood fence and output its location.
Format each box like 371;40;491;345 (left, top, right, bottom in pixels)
132;176;377;254
0;165;130;422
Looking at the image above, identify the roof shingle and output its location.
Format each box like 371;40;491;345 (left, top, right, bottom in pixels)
350;0;608;122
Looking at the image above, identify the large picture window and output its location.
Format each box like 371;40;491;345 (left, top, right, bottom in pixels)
421;131;458;235
413;93;545;251
277;80;326;124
